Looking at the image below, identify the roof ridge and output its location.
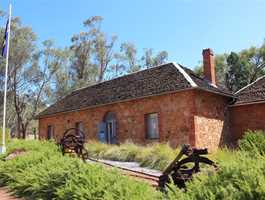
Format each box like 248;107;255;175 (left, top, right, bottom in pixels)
172;62;197;87
235;75;265;95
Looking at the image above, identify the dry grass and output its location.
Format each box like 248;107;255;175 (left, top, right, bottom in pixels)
85;141;179;170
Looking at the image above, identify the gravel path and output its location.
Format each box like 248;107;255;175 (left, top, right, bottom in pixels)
87;158;163;176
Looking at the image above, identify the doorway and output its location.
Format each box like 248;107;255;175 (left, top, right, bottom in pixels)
104;112;117;144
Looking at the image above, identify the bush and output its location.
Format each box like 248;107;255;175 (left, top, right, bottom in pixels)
167;150;265;200
239;130;265;156
4;140;265;200
0;140;162;200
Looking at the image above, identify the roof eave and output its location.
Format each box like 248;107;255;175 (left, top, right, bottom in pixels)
229;100;265;107
235;75;265;95
195;87;235;98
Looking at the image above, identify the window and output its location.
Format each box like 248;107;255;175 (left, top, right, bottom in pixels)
145;113;159;139
75;122;84;135
47;125;54;140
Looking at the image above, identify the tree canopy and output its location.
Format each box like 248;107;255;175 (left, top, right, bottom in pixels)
0;14;169;137
194;41;265;92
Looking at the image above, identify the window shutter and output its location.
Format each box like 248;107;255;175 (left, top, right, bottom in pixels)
98;122;107;143
146;113;159;139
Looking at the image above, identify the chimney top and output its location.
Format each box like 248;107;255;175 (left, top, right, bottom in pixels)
202;48;216;85
202;48;214;56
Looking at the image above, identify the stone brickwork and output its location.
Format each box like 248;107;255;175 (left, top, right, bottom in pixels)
39;90;228;150
230;103;265;143
39;90;196;148
193;90;229;151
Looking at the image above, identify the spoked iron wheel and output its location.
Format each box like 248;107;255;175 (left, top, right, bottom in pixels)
60;128;86;159
170;155;218;188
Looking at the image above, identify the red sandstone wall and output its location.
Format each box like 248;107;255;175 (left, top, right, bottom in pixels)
230;103;265;143
193;90;229;151
38;90;196;148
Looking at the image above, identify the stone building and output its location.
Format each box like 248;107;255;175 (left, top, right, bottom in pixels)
230;76;265;143
37;48;263;151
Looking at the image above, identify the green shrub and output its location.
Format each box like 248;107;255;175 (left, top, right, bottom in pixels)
0;140;162;200
239;130;265;156
55;163;161;200
2;140;265;200
166;150;265;200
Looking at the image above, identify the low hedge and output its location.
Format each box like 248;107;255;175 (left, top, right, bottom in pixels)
86;138;265;200
2;137;265;200
239;130;265;156
0;140;162;200
167;150;265;200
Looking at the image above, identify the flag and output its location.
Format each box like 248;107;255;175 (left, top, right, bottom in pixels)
1;19;9;58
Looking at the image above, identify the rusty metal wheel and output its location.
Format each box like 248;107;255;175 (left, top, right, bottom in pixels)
60;128;86;157
171;155;218;188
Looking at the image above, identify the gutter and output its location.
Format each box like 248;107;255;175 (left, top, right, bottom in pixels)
229;100;265;107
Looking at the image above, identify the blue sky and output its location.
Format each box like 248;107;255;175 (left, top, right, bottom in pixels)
2;0;265;68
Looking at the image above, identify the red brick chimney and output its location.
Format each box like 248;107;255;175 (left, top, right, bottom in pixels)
202;48;216;85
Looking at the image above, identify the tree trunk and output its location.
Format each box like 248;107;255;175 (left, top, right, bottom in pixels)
21;123;28;139
21;129;27;139
16;118;22;138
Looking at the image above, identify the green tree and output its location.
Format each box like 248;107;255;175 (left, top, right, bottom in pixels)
71;16;117;85
114;42;140;74
195;41;265;92
6;16;38;138
42;40;72;103
1;17;61;138
70;29;97;88
141;48;168;68
114;43;169;75
240;43;265;83
225;52;249;91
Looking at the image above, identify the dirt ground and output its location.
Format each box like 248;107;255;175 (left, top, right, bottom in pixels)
0;188;21;200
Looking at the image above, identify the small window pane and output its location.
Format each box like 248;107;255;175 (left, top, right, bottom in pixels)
146;113;159;139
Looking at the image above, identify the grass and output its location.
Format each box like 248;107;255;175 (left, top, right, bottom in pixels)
86;141;178;170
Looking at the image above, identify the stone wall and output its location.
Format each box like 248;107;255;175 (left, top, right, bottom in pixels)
39;90;196;148
230;103;265;143
38;89;230;150
193;90;229;151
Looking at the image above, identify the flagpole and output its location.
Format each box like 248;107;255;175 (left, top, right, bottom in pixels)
1;3;12;154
